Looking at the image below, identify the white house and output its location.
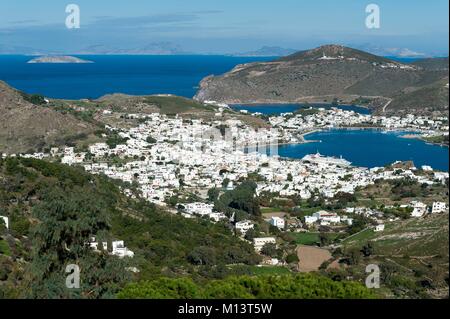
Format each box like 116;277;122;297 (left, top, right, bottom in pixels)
313;211;341;224
411;201;427;217
111;240;135;258
374;224;385;232
341;216;354;226
270;217;285;230
209;212;227;222
89;238;107;251
89;237;134;258
0;216;9;229
304;216;319;225
432;202;448;214
184;202;214;216
235;220;254;235
253;237;276;252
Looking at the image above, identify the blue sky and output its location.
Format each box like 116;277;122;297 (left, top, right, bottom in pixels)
0;0;448;55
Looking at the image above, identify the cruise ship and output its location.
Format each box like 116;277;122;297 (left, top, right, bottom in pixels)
302;152;352;167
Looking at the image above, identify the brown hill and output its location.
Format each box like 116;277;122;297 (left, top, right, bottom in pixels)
0;81;96;154
195;45;449;115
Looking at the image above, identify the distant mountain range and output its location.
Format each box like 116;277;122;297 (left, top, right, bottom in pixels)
350;44;431;58
0;42;190;56
195;44;449;116
0;42;447;58
229;46;298;57
77;42;189;55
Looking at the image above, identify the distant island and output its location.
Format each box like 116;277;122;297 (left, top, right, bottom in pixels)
27;56;94;64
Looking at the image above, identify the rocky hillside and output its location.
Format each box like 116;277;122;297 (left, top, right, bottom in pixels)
195;45;449;115
0;81;96;154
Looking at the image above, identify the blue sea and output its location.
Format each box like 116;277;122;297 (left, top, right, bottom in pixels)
278;129;449;171
231;103;371;115
0;55;447;171
0;55;273;99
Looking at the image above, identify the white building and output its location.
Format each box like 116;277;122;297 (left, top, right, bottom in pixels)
253;237;276;252
304;216;319;225
183;202;214;216
432;202;448;214
341;216;354;226
209;212;227;222
411;201;428;217
270;217;285;230
89;238;107;251
375;224;385;232
235;220;254;235
89;237;134;258
111;240;135;258
0;216;9;229
313;211;341;224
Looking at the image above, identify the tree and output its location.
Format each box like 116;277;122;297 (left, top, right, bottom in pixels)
361;242;375;257
285;253;299;264
146;136;157;144
348;215;371;234
27;187;130;298
346;249;361;265
220;181;261;217
261;243;277;258
244;228;257;241
21;93;47;105
319;233;332;247
117;274;376;299
207;188;220;202
187;246;217;266
221;178;230;189
334;192;357;206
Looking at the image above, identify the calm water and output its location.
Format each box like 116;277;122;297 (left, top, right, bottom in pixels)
232;103;371;115
0;55;273;99
278;129;449;171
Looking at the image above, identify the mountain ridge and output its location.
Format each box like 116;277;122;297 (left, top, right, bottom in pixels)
195;44;449;115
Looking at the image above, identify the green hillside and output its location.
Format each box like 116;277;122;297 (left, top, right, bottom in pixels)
339;213;449;298
0;157;374;299
0;157;260;298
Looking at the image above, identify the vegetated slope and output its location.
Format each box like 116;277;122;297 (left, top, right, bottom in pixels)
93;93;268;128
0;157;375;299
96;94;215;115
387;78;449;115
0;157;260;298
195;45;449;115
116;274;376;299
341;213;449;298
0;81;96;154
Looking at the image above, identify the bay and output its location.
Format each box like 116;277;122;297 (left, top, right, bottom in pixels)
277;129;449;171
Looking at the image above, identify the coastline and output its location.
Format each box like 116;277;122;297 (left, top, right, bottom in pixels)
230;102;371;112
400;133;449;148
224;95;378;111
